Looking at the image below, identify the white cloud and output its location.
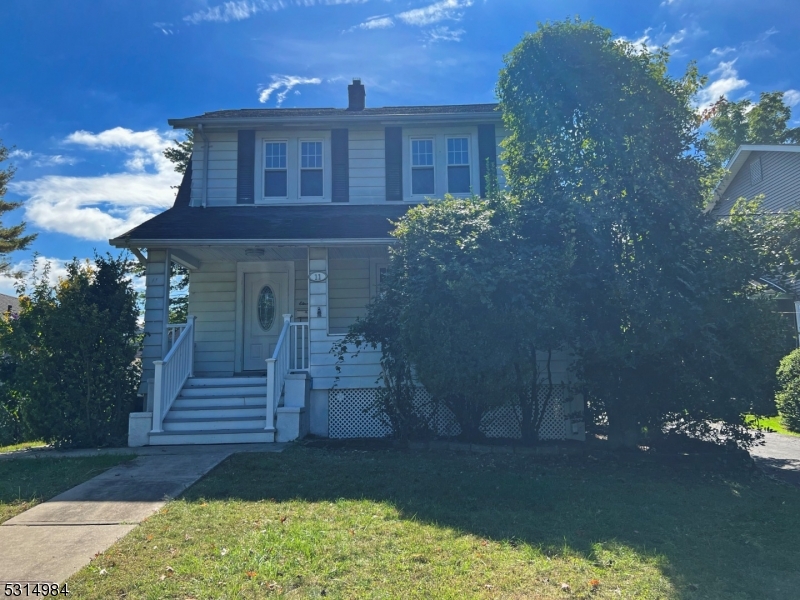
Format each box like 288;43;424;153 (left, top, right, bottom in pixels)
353;15;395;30
618;23;705;54
257;75;322;106
185;0;369;24
9;149;80;167
784;90;800;108
425;25;465;43
0;256;73;297
695;60;749;110
9;127;180;242
711;46;735;57
396;0;472;26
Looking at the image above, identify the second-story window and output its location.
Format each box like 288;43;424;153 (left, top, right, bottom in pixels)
264;142;288;197
300;141;324;197
447;137;470;193
411;139;435;195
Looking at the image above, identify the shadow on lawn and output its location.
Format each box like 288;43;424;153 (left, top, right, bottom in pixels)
183;445;800;599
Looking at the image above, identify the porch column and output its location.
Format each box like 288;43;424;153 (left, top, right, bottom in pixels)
141;249;170;411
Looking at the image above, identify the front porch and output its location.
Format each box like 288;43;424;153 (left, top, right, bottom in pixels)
130;244;388;446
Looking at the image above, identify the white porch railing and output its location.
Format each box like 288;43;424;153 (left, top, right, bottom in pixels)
265;317;310;431
152;315;196;433
290;322;309;371
165;323;187;350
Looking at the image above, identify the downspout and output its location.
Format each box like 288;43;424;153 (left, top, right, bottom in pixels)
198;123;209;208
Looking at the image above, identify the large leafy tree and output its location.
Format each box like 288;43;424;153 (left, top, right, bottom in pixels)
497;20;789;447
0;139;36;273
163;130;194;174
1;255;141;447
162;131;192;322
703;92;800;168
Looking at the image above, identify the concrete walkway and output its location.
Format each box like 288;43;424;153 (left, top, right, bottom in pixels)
0;443;284;587
750;431;800;487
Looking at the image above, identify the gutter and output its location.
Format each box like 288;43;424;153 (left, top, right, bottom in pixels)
198;124;209;208
109;238;396;248
169;111;502;130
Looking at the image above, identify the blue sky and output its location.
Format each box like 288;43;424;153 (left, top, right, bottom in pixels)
1;0;799;292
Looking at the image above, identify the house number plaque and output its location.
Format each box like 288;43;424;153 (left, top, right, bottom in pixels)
309;271;327;282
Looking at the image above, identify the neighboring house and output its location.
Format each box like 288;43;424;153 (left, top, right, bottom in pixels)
709;144;800;343
113;80;584;446
0;293;21;318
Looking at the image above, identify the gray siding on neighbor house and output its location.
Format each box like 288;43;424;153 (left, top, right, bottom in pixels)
713;151;800;217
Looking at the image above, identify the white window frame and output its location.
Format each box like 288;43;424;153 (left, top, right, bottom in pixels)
445;135;472;195
298;138;325;199
402;127;480;202
410;137;436;198
263;140;289;199
254;131;331;204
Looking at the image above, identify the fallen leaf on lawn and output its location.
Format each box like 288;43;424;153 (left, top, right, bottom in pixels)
561;582;571;591
159;575;166;581
246;571;257;578
267;581;282;591
589;579;600;588
166;566;174;574
484;584;494;590
221;548;229;556
146;534;154;541
99;569;107;576
280;516;287;523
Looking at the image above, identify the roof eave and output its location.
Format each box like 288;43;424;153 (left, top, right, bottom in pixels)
168;111;502;129
110;237;396;248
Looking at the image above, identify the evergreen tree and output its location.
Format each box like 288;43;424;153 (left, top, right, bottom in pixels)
0;139;36;272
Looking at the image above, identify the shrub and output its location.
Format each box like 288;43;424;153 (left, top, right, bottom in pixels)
776;349;800;432
0;255;140;447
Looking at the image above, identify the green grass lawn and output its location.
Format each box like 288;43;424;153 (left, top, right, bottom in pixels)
66;445;800;600
746;415;800;437
0;440;48;453
0;454;133;524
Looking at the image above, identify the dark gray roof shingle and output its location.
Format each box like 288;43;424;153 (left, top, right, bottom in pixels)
176;104;499;122
111;204;413;245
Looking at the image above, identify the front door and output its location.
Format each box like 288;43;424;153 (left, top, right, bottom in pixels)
243;272;289;371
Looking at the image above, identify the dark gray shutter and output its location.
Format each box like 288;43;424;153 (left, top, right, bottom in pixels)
331;129;349;203
236;129;256;204
477;124;497;198
385;127;403;201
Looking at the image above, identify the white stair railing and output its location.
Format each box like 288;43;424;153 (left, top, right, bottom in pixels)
165;323;187;350
265;314;292;431
152;315;196;433
290;322;309;371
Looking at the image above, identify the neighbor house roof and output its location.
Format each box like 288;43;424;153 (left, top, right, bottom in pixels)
0;293;21;316
168;104;500;128
709;144;800;211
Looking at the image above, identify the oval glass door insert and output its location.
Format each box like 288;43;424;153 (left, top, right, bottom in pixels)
257;285;276;331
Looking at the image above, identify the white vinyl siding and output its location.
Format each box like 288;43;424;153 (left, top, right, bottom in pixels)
190;125;506;207
328;258;370;334
348;128;385;203
188;262;237;376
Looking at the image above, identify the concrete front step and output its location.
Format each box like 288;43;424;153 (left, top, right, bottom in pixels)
162;416;267;432
169;406;266;420
179;385;267;398
173;396;268;409
149;428;275;445
184;376;266;388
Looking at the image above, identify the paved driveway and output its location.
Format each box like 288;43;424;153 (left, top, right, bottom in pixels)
749;432;800;486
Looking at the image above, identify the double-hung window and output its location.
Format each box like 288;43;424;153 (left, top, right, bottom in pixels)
447;137;470;194
264;142;287;197
411;139;435;195
300;141;324;197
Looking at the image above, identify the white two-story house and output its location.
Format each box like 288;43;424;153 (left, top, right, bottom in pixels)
114;80;583;446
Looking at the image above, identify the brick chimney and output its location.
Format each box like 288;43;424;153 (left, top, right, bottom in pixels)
347;78;366;111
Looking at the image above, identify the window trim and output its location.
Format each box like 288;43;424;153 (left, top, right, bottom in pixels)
299;138;325;199
255;131;331;204
263;140;289;199
445;135;471;195
410;137;436;197
401;128;479;202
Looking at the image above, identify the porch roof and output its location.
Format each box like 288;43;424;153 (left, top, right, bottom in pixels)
109;204;413;247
